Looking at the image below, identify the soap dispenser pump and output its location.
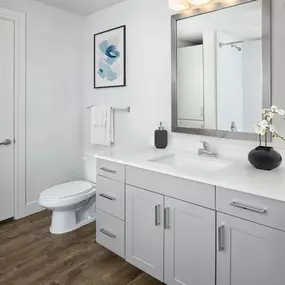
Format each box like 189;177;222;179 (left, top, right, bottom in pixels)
155;122;168;149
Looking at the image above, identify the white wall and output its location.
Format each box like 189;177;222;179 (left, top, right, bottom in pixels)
84;0;285;154
177;40;194;48
272;0;285;150
242;40;262;133
217;31;243;132
203;30;217;130
84;0;172;151
0;0;85;213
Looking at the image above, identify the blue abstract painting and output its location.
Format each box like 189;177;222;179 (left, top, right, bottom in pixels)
94;26;126;88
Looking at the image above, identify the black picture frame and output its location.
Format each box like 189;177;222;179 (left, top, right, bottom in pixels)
94;25;126;89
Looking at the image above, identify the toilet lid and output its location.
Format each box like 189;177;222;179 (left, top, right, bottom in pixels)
41;181;95;200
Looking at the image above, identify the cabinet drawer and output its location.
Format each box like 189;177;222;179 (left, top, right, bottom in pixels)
126;166;215;209
97;159;125;182
96;175;125;220
96;210;125;258
216;187;285;231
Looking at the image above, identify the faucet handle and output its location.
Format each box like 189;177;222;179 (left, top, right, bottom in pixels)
200;141;210;150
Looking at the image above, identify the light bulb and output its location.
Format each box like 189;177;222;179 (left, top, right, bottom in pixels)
189;0;211;6
169;0;190;11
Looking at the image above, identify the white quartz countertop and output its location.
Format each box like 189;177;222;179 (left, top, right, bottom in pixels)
85;147;285;203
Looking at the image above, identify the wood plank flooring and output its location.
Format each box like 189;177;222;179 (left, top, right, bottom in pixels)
0;211;163;285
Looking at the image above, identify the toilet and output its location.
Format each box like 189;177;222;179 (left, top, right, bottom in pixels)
39;156;97;234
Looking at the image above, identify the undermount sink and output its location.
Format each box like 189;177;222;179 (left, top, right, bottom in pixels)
148;153;230;172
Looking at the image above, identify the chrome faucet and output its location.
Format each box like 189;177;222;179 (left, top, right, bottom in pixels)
198;141;218;157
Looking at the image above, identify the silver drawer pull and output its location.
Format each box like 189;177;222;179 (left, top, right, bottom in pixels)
100;167;117;174
155;204;161;226
218;225;225;251
99;228;116;239
230;201;267;214
164;207;170;229
99;193;116;201
0;139;12;146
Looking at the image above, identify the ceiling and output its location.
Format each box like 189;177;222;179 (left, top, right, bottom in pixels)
33;0;128;15
177;1;262;43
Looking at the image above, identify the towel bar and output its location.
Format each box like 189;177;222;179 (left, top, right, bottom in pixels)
86;106;130;113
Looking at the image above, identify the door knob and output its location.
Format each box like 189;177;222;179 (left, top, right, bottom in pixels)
0;139;12;146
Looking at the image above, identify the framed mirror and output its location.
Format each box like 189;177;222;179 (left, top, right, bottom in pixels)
171;0;271;140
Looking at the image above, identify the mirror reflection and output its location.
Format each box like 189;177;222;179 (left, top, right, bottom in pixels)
176;1;263;133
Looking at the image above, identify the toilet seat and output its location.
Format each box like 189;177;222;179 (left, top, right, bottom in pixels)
40;181;95;200
39;181;96;209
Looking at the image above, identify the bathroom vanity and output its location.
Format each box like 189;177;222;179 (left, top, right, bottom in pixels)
92;0;281;284
92;148;285;285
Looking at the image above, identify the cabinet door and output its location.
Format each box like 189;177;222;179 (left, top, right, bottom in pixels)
126;185;164;282
164;197;215;285
217;213;285;285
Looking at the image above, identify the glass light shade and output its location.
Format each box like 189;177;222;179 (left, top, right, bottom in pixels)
188;0;211;6
169;0;190;11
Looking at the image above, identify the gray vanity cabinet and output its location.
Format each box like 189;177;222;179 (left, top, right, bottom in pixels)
217;213;285;285
126;185;164;282
125;179;216;284
164;197;215;285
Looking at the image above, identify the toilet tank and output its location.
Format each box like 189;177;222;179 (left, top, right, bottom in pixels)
84;154;97;183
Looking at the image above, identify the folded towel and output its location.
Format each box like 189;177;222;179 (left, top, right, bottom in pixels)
90;107;114;146
91;106;107;127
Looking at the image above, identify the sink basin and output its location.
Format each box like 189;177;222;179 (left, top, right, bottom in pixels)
148;153;230;172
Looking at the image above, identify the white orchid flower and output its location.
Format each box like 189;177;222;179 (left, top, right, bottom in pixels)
255;123;267;135
278;109;285;115
260;120;269;127
269;125;276;133
256;105;285;143
266;112;274;121
255;125;262;135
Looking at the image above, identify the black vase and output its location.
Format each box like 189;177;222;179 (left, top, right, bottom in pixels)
248;146;282;171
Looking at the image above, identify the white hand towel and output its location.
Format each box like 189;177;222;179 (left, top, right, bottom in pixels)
90;107;114;146
91;106;107;126
109;108;114;143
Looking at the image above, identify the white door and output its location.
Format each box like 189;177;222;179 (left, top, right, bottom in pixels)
0;18;14;221
164;197;215;285
126;185;164;282
177;45;204;126
217;213;285;285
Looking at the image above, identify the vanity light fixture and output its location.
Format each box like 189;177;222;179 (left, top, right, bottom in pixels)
188;0;211;5
169;0;190;11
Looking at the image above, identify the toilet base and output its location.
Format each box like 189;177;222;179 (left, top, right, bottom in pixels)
50;210;96;235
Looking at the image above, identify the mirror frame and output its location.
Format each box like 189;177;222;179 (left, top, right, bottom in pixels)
171;0;272;141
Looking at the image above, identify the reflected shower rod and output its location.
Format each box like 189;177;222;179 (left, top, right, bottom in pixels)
219;37;262;48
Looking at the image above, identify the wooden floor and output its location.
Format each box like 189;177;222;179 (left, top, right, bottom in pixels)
0;211;163;285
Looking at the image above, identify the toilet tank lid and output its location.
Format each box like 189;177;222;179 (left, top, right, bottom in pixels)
41;181;95;200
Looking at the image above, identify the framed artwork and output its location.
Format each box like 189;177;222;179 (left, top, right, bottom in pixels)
94;25;126;88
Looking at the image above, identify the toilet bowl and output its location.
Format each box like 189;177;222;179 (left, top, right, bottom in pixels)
39;181;96;234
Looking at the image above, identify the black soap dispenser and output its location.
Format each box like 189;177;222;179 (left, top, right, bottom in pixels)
155;122;168;149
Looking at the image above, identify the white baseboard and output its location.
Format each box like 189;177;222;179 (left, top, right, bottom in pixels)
24;201;44;217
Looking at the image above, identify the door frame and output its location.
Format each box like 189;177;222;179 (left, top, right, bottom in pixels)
0;8;26;219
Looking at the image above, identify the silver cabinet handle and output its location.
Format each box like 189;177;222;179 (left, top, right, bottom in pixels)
155;204;161;226
0;139;12;146
218;225;225;251
100;167;117;174
99;193;116;201
99;228;116;239
164;207;170;229
230;201;267;214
